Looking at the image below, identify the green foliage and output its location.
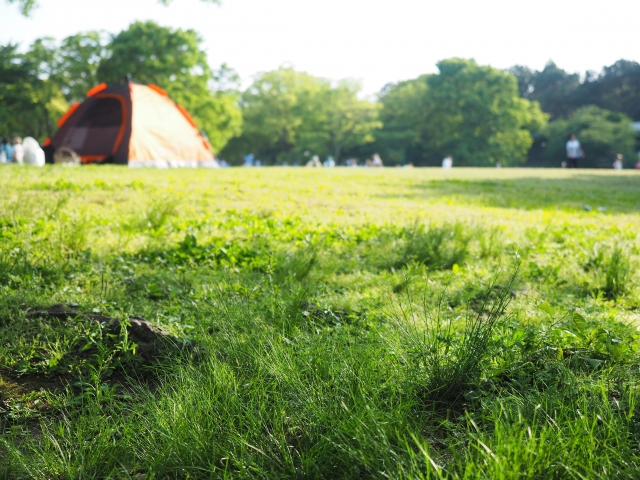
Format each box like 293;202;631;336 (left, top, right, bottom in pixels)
8;0;220;16
224;67;321;163
321;81;382;160
590;60;640;121
512;59;640;122
543;106;636;167
426;59;547;166
377;59;547;166
222;67;380;164
375;76;430;165
0;44;68;140
24;33;107;103
510;61;582;120
5;0;36;15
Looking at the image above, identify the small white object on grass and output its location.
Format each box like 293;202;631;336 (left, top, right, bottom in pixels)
23;137;45;166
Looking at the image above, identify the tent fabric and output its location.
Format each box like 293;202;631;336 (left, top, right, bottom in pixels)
128;84;213;167
51;84;132;165
49;82;214;168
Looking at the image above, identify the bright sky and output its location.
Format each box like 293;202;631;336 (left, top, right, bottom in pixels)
2;0;639;96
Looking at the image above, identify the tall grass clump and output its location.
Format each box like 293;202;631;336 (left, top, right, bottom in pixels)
587;244;633;299
395;222;471;270
602;246;633;299
476;225;503;259
394;267;517;403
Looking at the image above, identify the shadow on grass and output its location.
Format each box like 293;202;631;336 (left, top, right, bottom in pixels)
377;173;640;213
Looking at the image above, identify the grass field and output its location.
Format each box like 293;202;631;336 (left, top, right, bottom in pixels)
1;166;639;479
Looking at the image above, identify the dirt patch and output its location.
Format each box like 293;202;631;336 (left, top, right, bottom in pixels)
27;304;182;360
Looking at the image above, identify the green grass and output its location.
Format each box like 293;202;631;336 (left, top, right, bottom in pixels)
1;166;639;478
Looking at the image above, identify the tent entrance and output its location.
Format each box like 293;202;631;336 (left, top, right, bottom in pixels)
60;95;126;162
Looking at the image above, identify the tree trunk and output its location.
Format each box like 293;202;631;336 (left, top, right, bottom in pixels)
334;144;342;163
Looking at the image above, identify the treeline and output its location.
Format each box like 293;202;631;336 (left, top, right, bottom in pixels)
1;21;638;167
510;61;640;167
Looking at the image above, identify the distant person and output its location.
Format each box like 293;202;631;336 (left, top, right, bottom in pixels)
365;158;373;167
613;154;623;170
243;153;254;167
442;155;453;169
565;134;583;168
23;137;45;166
372;153;383;167
495;161;502;168
306;155;321;167
0;139;6;164
12;137;24;164
323;155;335;167
2;138;13;163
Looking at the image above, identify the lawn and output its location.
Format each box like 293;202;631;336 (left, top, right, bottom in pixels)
1;166;639;479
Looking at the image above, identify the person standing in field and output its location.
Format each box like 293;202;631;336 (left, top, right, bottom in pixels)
442;155;453;169
12;137;24;164
2;138;13;163
613;154;623;170
565;134;583;168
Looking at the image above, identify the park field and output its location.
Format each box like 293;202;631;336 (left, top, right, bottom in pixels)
1;166;640;478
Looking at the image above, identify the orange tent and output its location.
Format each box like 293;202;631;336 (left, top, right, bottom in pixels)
48;81;216;167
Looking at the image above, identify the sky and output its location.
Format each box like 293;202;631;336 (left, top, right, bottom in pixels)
2;0;639;96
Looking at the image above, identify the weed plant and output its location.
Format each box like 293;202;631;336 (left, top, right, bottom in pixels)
0;167;639;478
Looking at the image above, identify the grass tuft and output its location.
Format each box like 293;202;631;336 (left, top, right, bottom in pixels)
394;266;518;404
395;222;471;270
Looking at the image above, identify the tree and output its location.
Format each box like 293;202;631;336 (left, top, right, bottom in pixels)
223;68;325;163
97;21;241;152
510;59;640;123
8;0;219;16
578;60;640;121
375;76;430;165
426;59;547;166
311;81;381;161
0;44;67;140
542;106;636;168
509;62;580;120
24;32;107;103
221;68;380;164
377;59;547;166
